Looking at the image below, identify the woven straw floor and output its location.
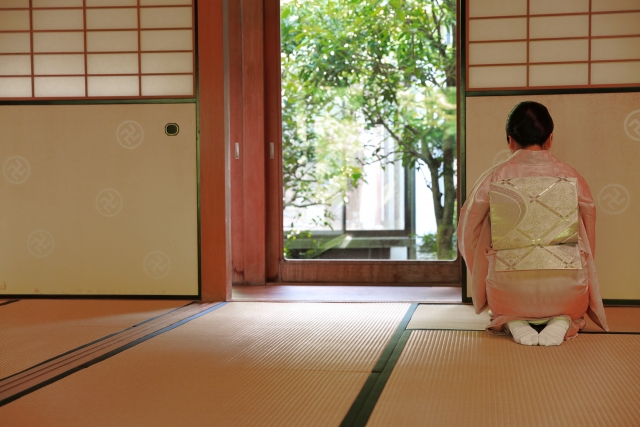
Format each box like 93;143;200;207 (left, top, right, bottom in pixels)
0;302;409;427
368;330;640;427
0;301;638;427
406;304;490;330
0;300;185;379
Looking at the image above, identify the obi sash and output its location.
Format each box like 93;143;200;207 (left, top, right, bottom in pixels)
489;176;581;271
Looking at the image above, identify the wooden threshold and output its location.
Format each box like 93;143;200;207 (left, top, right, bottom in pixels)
232;285;462;303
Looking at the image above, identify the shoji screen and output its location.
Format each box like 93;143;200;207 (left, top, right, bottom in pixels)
467;0;640;90
0;0;194;99
464;1;640;301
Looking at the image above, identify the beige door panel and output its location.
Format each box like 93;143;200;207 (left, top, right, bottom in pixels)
466;93;640;300
0;104;198;295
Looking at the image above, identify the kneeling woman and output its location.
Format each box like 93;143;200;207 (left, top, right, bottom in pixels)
458;101;608;346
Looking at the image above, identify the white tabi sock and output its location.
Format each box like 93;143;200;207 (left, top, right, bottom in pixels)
507;320;539;346
538;316;570;346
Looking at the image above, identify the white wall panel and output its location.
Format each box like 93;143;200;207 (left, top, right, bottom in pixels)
33;32;85;53
34;77;85;97
0;10;30;31
32;10;84;31
0;56;31;76
591;62;640;85
468;0;526;18
529;63;588;86
592;0;640;12
469;42;526;65
469;65;527;89
469;18;527;41
592;12;640;37
592;37;640;61
0;34;30;53
0;78;31;97
529;0;588;15
529;15;589;39
530;39;589;63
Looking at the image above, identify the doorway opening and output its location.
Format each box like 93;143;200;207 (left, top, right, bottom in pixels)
281;0;458;262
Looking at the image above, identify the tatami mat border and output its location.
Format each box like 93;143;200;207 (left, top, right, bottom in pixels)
0;301;194;383
580;331;640;335
0;295;197;300
339;303;418;427
0;300;19;308
341;303;640;426
0;302;226;407
405;328;640;335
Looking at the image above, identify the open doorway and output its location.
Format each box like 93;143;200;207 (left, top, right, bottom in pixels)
229;0;462;293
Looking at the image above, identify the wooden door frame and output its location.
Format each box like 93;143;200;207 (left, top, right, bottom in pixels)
198;0;231;300
226;0;462;286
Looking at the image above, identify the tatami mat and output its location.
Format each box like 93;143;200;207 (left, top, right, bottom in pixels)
406;304;490;330
407;305;640;333
0;302;409;427
0;300;186;380
233;285;461;302
367;330;640;427
584;306;640;333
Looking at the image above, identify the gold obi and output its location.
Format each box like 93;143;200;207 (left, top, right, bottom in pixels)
489;176;581;271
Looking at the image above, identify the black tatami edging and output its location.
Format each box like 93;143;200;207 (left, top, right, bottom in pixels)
0;300;19;308
0;302;227;407
340;303;418;427
0;301;195;383
338;302;640;426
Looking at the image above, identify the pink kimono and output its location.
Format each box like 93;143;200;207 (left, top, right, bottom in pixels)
458;150;609;339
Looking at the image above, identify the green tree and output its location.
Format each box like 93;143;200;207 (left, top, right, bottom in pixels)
282;0;457;259
281;54;365;257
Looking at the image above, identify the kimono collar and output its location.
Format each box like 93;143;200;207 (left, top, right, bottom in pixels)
507;149;558;165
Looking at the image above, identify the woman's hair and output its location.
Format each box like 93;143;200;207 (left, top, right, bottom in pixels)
505;101;554;147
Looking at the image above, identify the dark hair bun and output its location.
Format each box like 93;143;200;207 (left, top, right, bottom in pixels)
506;101;554;147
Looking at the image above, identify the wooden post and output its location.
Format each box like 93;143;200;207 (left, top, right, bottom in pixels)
241;0;267;285
198;0;232;301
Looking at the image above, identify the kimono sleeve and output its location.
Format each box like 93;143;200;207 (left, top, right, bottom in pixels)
576;174;597;258
458;168;495;313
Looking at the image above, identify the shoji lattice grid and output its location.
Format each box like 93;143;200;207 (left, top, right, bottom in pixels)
467;0;640;90
0;0;194;99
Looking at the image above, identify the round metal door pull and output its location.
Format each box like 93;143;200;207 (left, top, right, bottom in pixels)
165;123;179;136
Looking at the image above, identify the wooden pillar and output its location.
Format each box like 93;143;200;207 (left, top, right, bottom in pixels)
241;0;266;284
264;0;282;281
198;0;231;301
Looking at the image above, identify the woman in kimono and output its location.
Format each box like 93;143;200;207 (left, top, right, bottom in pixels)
458;101;608;346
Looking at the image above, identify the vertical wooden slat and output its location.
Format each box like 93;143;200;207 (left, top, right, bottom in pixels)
241;0;266;285
29;0;34;98
588;0;592;85
526;0;530;87
198;0;231;300
264;0;283;281
465;0;469;96
83;0;88;97
137;0;142;96
229;0;245;284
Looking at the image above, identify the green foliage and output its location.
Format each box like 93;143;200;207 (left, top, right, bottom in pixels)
418;232;437;254
281;0;457;259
